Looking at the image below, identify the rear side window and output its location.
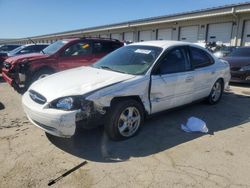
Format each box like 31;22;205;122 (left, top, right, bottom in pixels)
190;47;214;68
93;41;121;54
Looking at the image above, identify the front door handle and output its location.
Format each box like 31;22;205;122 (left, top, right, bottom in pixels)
185;76;194;82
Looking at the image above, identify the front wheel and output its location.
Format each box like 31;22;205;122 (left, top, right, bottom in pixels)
104;99;144;140
207;79;223;104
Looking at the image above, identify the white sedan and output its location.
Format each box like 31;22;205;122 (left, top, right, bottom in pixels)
22;41;230;140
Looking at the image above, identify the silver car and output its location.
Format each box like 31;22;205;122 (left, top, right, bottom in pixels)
22;41;230;140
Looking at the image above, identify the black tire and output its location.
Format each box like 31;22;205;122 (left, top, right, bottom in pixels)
31;69;54;84
104;99;144;141
207;79;223;105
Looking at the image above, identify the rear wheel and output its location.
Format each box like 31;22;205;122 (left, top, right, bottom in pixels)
207;79;223;104
104;99;144;140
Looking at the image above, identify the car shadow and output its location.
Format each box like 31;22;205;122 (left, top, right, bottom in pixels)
230;82;250;88
0;102;5;110
47;92;250;162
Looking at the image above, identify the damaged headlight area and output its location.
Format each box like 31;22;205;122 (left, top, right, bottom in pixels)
50;96;106;115
50;96;106;128
50;96;81;111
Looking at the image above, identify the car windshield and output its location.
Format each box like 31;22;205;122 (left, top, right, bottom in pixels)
92;45;163;75
43;40;68;55
228;48;250;57
8;45;26;56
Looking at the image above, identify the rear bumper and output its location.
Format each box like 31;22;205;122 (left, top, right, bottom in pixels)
230;70;250;83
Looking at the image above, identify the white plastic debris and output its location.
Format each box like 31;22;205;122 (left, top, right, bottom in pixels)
181;117;209;133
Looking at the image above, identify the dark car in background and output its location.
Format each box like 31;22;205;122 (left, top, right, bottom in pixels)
0;44;21;53
223;47;250;83
2;38;124;92
0;44;49;73
213;46;236;58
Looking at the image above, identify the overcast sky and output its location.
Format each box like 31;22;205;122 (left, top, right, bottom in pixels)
0;0;249;38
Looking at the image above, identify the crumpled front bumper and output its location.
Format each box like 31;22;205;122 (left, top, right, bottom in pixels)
2;68;14;85
22;92;79;138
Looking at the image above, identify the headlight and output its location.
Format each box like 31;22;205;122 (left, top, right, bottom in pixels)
50;95;97;112
50;96;80;111
239;65;250;71
56;97;74;110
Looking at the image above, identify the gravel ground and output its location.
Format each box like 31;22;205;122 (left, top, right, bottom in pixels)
0;77;250;188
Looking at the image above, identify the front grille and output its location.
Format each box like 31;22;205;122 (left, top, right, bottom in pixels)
29;90;47;104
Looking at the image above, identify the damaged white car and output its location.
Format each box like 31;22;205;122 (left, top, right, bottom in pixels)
22;41;230;140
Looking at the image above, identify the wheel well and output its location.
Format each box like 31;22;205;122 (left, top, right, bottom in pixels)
217;78;225;89
111;96;146;113
34;66;55;74
31;66;55;78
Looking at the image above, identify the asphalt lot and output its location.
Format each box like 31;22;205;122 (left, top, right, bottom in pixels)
0;76;250;188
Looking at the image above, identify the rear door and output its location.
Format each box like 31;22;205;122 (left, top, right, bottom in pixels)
150;46;194;114
189;46;216;100
57;41;94;71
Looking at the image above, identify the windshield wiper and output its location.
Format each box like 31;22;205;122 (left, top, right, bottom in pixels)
99;66;126;74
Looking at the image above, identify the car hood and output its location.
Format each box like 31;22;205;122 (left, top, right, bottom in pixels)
5;53;49;65
29;66;135;102
222;56;250;68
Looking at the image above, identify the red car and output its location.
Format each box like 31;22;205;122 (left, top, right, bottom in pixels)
2;38;123;92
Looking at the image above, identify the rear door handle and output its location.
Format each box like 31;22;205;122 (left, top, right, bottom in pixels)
185;76;194;82
211;71;215;75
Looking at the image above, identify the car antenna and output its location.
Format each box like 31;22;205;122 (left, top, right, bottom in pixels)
27;37;45;54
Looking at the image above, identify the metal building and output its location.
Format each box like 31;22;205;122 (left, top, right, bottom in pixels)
1;2;250;46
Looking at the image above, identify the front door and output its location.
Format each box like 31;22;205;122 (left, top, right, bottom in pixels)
58;41;95;71
150;46;194;114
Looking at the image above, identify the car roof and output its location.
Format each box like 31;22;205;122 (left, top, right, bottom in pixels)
63;37;121;43
129;40;203;50
22;43;49;47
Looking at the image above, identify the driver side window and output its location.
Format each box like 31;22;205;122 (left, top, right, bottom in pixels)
63;42;91;57
156;47;191;74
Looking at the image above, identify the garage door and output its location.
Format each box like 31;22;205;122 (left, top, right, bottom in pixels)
157;28;172;40
124;32;134;42
243;20;250;46
180;26;199;43
139;30;152;41
111;33;121;40
207;22;232;46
